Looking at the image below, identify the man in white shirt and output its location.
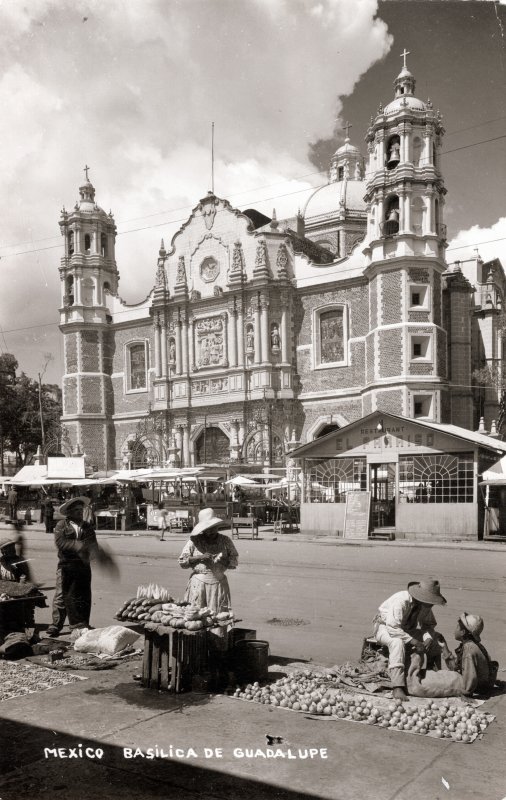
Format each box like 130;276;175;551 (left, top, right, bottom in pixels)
373;578;448;699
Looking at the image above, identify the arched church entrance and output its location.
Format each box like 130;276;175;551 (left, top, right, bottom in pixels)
195;427;230;464
316;424;340;438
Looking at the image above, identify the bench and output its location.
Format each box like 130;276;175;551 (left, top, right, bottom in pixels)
230;516;259;540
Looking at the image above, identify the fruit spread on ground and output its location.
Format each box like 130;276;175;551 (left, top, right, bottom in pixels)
232;669;494;743
115;584;234;630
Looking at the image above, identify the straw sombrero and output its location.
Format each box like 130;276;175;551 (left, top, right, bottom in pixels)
190;508;225;538
408;578;446;606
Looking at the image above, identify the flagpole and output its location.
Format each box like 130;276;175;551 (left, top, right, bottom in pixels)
211;122;215;194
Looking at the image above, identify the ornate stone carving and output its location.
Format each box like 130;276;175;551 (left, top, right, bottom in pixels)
213;285;223;297
200;256;220;283
196;316;224;367
246;324;255;352
253;239;270;279
201;197;218;230
271;324;281;352
276;243;289;279
176;256;186;285
192;377;228;395
190;289;201;301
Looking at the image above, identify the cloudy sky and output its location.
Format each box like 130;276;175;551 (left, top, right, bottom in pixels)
0;0;505;384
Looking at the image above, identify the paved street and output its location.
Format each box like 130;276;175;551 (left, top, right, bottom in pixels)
22;528;506;666
1;527;505;800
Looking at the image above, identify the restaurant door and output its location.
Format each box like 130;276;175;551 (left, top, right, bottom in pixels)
370;463;396;528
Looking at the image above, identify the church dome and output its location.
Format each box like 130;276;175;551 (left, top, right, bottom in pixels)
383;94;427;115
303;178;366;221
76;170;107;215
336;139;361;157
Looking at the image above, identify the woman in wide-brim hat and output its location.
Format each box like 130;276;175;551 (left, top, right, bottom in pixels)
178;508;239;634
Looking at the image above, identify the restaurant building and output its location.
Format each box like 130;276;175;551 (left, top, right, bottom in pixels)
57;57;506;480
290;411;506;540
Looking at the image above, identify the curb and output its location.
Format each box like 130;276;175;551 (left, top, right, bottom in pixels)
1;522;505;552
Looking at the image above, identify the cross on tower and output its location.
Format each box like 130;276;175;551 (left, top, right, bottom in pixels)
342;121;352;139
400;48;410;70
83;164;90;181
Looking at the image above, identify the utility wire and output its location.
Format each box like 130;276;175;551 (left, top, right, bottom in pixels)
1;128;505;257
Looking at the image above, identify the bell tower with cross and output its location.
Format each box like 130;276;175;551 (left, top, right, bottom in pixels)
359;53;462;426
58;167;120;469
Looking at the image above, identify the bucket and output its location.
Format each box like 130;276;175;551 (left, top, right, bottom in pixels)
230;628;257;648
233;640;269;683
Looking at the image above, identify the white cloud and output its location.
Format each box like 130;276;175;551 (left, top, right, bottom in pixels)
0;0;392;382
447;217;506;268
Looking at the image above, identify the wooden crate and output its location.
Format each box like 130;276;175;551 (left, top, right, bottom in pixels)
141;624;211;692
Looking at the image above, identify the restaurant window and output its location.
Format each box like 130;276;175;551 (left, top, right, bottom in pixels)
398;453;473;504
127;342;148;391
305;457;366;503
314;306;347;369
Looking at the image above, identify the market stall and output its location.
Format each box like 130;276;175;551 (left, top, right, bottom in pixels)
114;582;260;693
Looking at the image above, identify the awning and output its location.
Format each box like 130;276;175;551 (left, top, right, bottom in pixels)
225;476;260;486
481;455;506;484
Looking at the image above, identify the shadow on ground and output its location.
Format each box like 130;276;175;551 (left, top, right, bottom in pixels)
0;717;326;800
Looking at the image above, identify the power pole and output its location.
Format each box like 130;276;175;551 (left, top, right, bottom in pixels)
37;353;53;458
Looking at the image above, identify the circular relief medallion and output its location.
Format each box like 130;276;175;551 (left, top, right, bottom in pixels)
200;256;220;283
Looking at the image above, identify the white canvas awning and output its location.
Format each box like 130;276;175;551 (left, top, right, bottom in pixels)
480;455;506;485
225;475;260;486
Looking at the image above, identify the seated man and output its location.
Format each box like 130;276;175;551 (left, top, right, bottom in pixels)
373;578;448;699
453;613;498;696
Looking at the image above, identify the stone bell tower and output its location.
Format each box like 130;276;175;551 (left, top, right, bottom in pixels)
58;167;118;469
361;51;450;422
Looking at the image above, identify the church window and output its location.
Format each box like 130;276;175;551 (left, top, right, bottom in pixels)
412;136;422;167
64;275;74;306
313;306;347;369
382;196;400;237
409;284;429;310
338;166;344;181
127;342;148;391
101;234;107;257
81;277;94;306
410;334;431;361
386;135;401;170
84;234;91;253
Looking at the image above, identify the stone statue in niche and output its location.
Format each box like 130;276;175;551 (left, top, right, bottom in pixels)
271;325;281;352
246;326;254;352
168;339;176;363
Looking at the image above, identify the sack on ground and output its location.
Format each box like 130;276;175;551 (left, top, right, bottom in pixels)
73;625;140;655
407;653;465;698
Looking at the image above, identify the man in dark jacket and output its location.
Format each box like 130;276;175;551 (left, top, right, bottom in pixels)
42;497;55;534
7;487;18;521
52;496;99;630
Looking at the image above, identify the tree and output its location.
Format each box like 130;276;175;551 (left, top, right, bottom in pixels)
0;353;62;473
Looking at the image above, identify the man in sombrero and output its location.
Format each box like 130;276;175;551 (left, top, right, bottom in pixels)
372;578;449;699
50;496;101;634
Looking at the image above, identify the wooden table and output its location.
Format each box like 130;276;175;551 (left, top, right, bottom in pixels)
141;623;212;692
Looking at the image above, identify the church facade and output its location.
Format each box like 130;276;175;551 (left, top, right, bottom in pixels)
58;60;506;472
